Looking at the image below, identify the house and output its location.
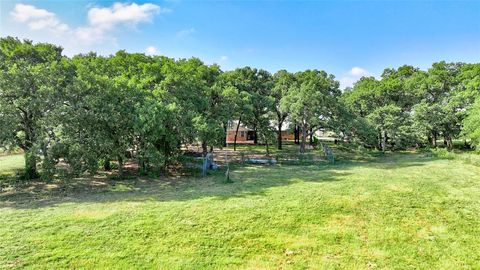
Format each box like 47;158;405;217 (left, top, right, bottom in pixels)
226;121;295;143
226;124;256;143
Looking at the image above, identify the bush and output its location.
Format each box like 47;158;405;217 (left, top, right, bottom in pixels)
427;148;480;167
430;148;455;160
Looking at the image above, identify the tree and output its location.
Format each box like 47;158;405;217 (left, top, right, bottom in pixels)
344;62;474;151
367;105;417;152
343;76;381;117
412;101;445;147
222;85;252;151
380;65;420;111
462;97;480;148
192;64;224;155
272;70;294;149
331;98;377;147
242;69;274;150
146;57;208;170
419;62;464;148
456;63;480;106
0;37;73;179
281;70;340;153
60;53;139;178
2;36;479;180
217;68;258;151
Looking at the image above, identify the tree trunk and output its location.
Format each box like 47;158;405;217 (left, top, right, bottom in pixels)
139;159;147;174
22;117;38;179
233;116;241;151
309;128;313;145
381;130;387;153
24;149;38;179
300;124;307;153
104;159;111;171
432;131;437;148
447;136;453;150
201;140;208;156
277;121;283;150
253;125;258;145
118;156;124;179
163;156;168;174
265;139;270;156
294;125;300;145
161;135;169;174
377;131;382;150
223;122;227;147
137;151;147;174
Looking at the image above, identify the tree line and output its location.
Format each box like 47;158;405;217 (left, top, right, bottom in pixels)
1;37;479;180
343;63;480;151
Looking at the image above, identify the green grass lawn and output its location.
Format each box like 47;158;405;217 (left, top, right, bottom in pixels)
1;152;479;269
0;154;24;177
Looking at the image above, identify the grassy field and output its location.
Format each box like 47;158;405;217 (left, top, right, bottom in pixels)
0;154;24;177
1;151;479;269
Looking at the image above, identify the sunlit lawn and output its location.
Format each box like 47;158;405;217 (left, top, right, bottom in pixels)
0;154;24;176
1;152;479;269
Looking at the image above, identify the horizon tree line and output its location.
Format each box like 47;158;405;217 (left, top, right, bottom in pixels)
1;37;479;180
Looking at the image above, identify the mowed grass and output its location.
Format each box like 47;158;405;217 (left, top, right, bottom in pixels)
1;153;480;269
0;154;24;176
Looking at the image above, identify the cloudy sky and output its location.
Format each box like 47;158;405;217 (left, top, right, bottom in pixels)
1;0;479;88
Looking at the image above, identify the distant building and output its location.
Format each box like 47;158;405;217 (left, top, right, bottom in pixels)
226;121;295;143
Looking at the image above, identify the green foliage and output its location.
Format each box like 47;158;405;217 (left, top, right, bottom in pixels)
463;97;480;148
367;105;418;151
346;61;479;151
0;38;229;179
271;70;296;149
217;67;275;150
0;37;74;180
343;76;380;117
429;148;456;160
281;70;341;152
348;116;378;147
329;97;377;147
1;37;479;180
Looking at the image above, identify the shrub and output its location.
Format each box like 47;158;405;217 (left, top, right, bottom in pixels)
431;148;455;160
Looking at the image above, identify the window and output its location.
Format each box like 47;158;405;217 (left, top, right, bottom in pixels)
240;131;245;137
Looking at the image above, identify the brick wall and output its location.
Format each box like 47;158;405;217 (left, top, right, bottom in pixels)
226;130;248;142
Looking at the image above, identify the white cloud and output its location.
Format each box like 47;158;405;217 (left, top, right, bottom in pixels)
74;26;113;45
145;46;158;55
11;4;54;22
87;3;165;29
339;77;357;89
77;2;167;44
176;28;195;38
339;67;371;89
202;55;229;68
11;4;69;33
348;67;370;77
10;2;168;49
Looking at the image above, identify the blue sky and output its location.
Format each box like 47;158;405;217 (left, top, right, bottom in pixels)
1;0;479;88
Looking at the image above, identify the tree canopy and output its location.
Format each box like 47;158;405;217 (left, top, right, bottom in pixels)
1;37;479;180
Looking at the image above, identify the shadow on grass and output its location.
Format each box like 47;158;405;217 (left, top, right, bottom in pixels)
0;152;435;209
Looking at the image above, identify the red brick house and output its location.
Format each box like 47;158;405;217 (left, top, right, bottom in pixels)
226;122;295;143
